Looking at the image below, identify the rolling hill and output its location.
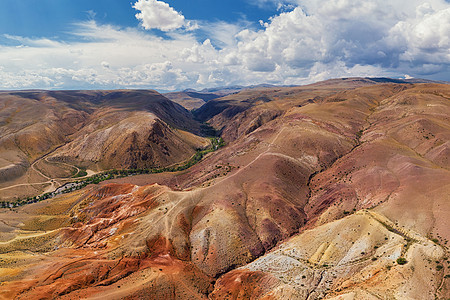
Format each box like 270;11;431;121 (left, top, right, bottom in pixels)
0;90;209;202
0;78;448;299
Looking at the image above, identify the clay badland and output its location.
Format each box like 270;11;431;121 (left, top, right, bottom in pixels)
0;77;449;299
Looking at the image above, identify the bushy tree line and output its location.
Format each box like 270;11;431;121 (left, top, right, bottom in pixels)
4;137;225;209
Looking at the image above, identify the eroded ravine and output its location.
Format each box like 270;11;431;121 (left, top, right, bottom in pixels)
0;82;448;299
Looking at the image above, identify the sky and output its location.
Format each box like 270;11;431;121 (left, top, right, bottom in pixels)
0;0;449;91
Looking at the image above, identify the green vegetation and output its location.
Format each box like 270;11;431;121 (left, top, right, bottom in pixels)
4;137;225;208
396;257;407;265
73;168;88;178
200;123;218;137
356;129;363;139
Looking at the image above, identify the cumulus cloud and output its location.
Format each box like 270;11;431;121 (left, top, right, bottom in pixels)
0;0;448;91
101;61;110;69
0;22;199;90
133;0;197;31
226;0;450;80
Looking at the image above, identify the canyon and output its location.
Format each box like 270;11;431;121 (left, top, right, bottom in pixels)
0;78;448;299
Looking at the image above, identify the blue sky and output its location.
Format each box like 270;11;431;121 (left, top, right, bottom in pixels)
0;0;449;91
0;0;279;38
0;1;137;38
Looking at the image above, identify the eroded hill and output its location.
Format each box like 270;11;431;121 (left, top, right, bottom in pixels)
0;90;209;202
0;79;448;299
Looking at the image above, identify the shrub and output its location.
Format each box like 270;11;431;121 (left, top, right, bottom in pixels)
396;257;407;265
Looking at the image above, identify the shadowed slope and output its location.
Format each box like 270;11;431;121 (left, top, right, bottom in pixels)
0;80;448;299
0;90;208;201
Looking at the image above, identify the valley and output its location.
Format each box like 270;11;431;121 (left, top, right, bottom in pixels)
0;90;210;203
0;78;449;299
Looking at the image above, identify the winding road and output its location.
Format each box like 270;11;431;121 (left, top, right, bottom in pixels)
0;146;96;196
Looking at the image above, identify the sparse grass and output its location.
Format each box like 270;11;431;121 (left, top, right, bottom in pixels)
356;129;363;140
73;168;88;178
6;137;225;208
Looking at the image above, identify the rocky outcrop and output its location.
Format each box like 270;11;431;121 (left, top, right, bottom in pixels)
0;80;448;299
0;90;207;201
48;113;208;169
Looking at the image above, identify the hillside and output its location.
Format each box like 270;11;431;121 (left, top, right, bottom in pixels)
164;84;279;110
163;91;222;110
0;90;209;202
0;79;448;299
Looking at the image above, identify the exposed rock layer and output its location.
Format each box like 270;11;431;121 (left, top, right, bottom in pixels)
0;79;448;299
0;90;208;200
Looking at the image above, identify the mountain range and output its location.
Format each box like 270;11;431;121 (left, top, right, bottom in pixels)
0;77;448;299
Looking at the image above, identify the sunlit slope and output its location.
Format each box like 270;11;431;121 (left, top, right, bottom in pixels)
0;90;208;201
0;80;448;299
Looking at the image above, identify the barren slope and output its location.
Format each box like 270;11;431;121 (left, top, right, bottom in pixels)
0;90;207;201
0;80;448;299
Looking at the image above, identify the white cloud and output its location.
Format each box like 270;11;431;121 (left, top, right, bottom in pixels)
101;61;110;69
227;0;450;80
0;0;448;91
200;21;243;48
250;0;297;10
0;22;199;90
389;6;450;62
133;0;197;31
